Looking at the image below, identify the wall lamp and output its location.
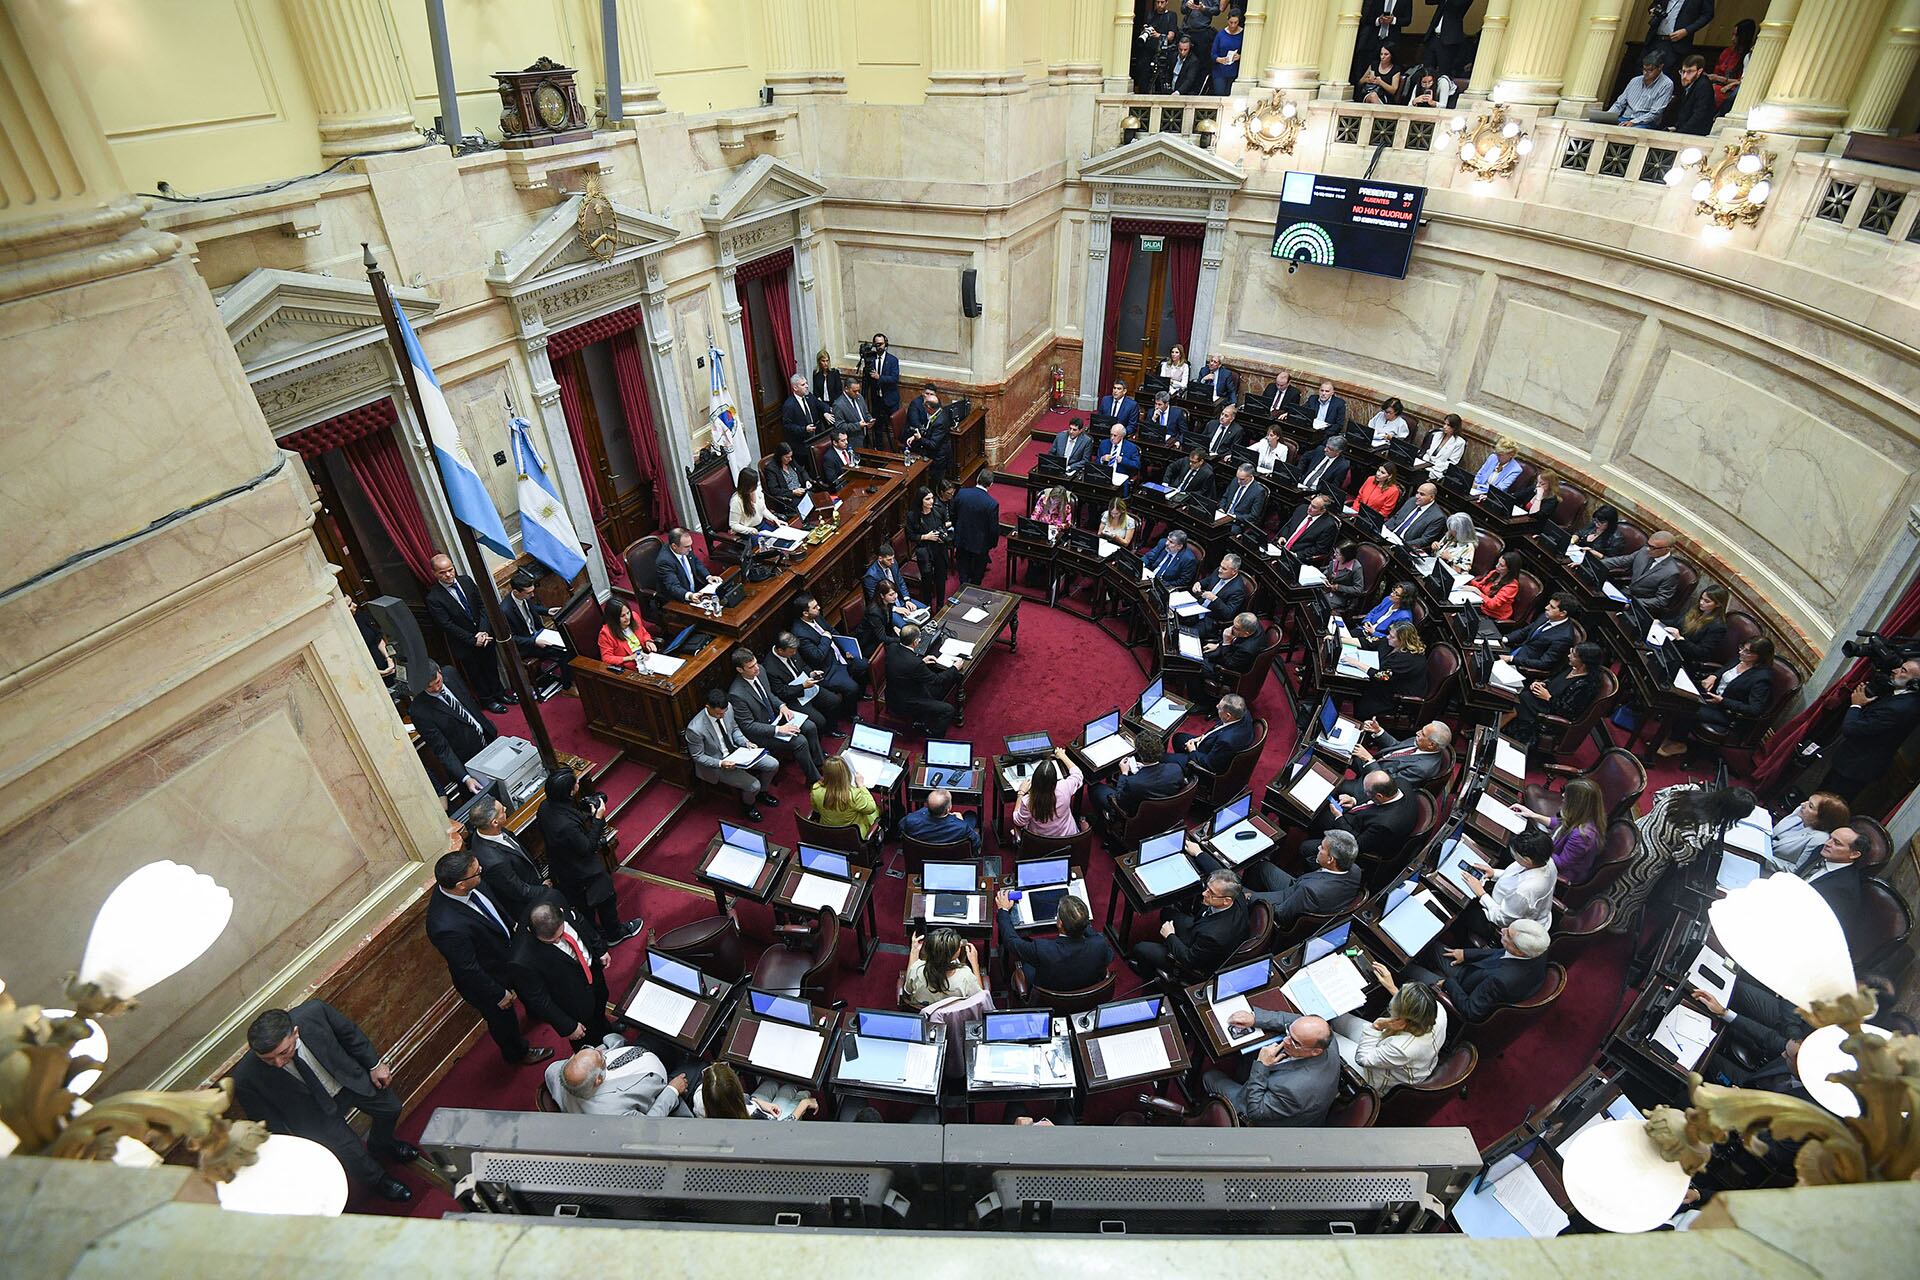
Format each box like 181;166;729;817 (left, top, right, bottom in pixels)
1441;103;1533;179
1666;131;1774;229
1237;90;1303;156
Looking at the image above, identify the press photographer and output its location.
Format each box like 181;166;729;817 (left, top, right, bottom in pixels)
1822;632;1920;803
858;333;899;449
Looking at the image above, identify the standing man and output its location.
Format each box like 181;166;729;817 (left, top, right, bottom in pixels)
231;1001;418;1202
465;795;557;923
781;374;820;466
1826;659;1920;803
426;552;511;712
409;662;497;794
1422;0;1473;79
1355;0;1411;78
832;375;875;451
426;848;554;1067
864;333;900;447
510;901;615;1047
1647;0;1715;73
951;470;1002;587
728;647;827;783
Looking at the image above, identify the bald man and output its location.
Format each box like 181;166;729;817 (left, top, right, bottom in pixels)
1202;1010;1340;1125
545;1036;690;1117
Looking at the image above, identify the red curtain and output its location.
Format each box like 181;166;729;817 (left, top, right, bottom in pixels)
1753;572;1920;792
1098;232;1138;392
281;397;398;459
762;267;797;389
610;328;681;533
1169;234;1202;359
550;356;605;527
549;303;649;359
340;427;436;584
734;273;761;407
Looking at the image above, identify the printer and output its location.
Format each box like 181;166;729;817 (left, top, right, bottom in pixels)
465;736;546;807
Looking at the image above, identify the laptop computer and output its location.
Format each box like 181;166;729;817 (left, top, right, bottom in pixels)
1094;995;1163;1031
1302;920;1353;965
1533;518;1572;557
707;823;770;888
1080;708;1132;769
1134;827;1199;896
1136;675;1186;731
1004;730;1053;758
922;738;976;790
1315;695;1361;755
984;1010;1054;1043
1013;855;1076;926
920;859;978;922
843;722;903;788
646;952;708;997
1016;515;1052;541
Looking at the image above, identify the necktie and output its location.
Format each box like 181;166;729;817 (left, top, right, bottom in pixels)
1393;504;1419;535
470;888;510;938
561;928;593;983
517;597;533;632
1307;457;1329;487
607;1047;645;1071
441;691;481;735
450;580;470;616
757;678;773;717
680;554;694;586
1231;484;1246;512
1286;516;1312;548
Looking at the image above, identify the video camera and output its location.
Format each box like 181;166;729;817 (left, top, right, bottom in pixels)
1840;630;1920;671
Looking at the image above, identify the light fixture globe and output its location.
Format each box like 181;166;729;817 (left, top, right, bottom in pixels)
78;861;233;1001
216;1134;350;1216
41;1009;108;1099
1797;1022;1894;1118
1560;1119;1692;1232
1709;874;1856;1009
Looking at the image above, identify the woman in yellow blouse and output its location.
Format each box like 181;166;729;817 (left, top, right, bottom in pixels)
809;756;880;839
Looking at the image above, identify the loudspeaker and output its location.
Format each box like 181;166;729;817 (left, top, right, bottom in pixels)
960;268;982;318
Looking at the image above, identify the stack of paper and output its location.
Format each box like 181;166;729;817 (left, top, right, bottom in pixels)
749;1021;824;1076
627;980;696;1033
962;605;990;623
1097;538;1121;558
842;747;903;788
640;652;685;677
1167;590;1209;619
1379;888;1449;955
1098;1026;1171;1078
1687;945;1737;1004
1674;666;1701;694
1336;647;1381;677
1476;793;1527;834
535;627;565;649
707;844;767;887
938;637;976;662
1715;849;1763;890
1493;737;1527;783
723;745;768;768
1211;995;1263;1044
1287;766;1337;811
1489;1163;1571;1237
1083;734;1134;768
1281;951;1369;1020
1437;838;1492;896
1651;1003;1717;1068
1601;581;1629;604
1489;658;1525;690
790;872;853;915
1177;632;1204;659
1298;565;1328;587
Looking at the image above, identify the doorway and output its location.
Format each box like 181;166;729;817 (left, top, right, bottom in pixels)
1103;222;1203;392
733;248;799;458
562;340;658;557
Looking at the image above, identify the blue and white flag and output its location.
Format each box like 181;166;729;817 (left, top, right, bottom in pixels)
707;332;754;480
390;298;511;557
509;417;587;582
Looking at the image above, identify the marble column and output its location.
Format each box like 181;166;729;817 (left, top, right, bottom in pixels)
1078;203;1113;411
928;0;1026;95
1846;0;1920;133
1319;0;1363;96
1189;207;1229;364
520;331;612;597
282;0;420;157
762;0;848;100
793;216;823;365
610;0;666;116
1558;0;1632;112
1110;0;1139;88
720;266;758;450
1491;0;1584;104
1754;0;1891;138
1266;0;1330;89
1726;0;1802;126
639;274;701;539
1238;0;1272;88
1062;0;1108;84
1467;0;1516;96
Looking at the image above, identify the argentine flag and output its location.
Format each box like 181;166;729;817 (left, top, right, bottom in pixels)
389;297;511;558
708;334;754;480
509;417;587;583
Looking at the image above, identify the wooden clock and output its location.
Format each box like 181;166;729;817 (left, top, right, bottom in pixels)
495;56;591;150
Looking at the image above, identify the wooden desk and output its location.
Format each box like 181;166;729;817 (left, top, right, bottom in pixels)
907;757;986;810
1199;810;1284;872
617;959;737;1058
1070;1006;1191;1096
961;1021;1078;1116
826;1023;948;1109
1180;962;1296;1061
718;1002;842;1091
933;585;1020;690
571;643;732;788
770;862;879;972
904;872;993;932
1105;843;1203;950
694;833;790;915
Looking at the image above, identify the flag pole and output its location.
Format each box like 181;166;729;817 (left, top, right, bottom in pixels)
362;243;560;772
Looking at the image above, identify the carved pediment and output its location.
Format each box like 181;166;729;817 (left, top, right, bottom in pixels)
219;269;438;383
1079;134;1246;189
700;154;828;234
485;193;680;298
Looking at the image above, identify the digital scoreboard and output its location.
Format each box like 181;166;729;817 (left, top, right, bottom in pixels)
1271;172;1426;280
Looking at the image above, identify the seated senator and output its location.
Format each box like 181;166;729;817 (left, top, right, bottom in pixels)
1404;919;1553;1021
810;755;881;840
995;890;1112;991
901;786;980;853
597;598;656;669
902;926;984;1009
1012;747;1084;843
1331;976;1448;1092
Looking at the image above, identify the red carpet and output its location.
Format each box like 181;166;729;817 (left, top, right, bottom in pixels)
368;414;1720;1216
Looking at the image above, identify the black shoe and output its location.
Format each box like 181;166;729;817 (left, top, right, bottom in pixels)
616;918;646;942
486;701;509;714
759;791;781;807
514;1047;555;1066
501;692;521;704
742;806;765;822
373;1177;414;1203
374;1139;421;1164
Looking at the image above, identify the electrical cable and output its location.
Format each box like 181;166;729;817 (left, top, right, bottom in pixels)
137;140;442;204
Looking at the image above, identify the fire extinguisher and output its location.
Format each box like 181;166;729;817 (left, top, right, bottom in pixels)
1049;364;1065;411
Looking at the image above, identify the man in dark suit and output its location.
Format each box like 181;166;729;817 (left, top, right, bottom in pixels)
1277;494;1340;559
951;470;1001;586
832;376;876;450
657;527;722;604
1096;421;1142;484
426;850;554;1066
901;787;980;853
1406;919;1552;1020
1244;830;1364;929
903;385;955;487
820;428;862;489
510;901;614;1045
1383;481;1447;544
1187;403;1243;461
409;663;497;793
502;570;571;689
1693;982;1813;1089
1317;769;1420;861
1346;721;1452;796
1166;693;1256;773
1259;371;1302;418
1142;390;1186;443
1198;354;1238;404
781;374;823;466
1297;434;1352;496
1142;529;1201;592
1505;595;1577;674
1806;827;1868;946
728;647;825;782
1162;448;1215;504
885;626;962;734
1098;380;1140;433
426;552;510;711
1826;661;1920;801
1355;0;1412;74
1090;729;1186;828
1422;0;1474;78
793;591;868;700
465;795;557;924
1159;32;1208;94
863;334;901;445
766;631;842;734
995;890;1113;990
1203;612;1265;681
1214;464;1268;529
231;1001;416;1201
862;545;916;607
1047;417;1095;473
1305;380;1348;433
1668;53;1717;132
1646;0;1715;71
1128;867;1251;979
1195;552;1252;636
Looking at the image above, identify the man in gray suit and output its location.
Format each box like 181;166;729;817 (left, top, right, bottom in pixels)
685;688;781;820
1241;830;1364;929
1345;720;1451;798
832;376;875;450
547;1035;691;1117
727;647;825;784
1601;530;1686;617
1201;1010;1340;1126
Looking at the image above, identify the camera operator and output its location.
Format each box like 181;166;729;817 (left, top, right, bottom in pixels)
1826;647;1920;803
859;333;899;449
906;484;955;604
537;767;643;944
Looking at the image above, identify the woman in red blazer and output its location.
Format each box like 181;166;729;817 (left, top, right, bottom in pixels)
596;598;655;668
1355;463;1404;519
1466;551;1523;622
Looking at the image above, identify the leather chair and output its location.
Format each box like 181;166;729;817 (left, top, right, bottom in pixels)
1327;1088;1380;1127
1614;523;1649;557
621;534;666;625
1852;816;1894;871
1013;825;1095;865
1190;718;1267;809
1114;1090;1240;1127
1471;531;1505;577
1557;819;1639;910
1008;967;1116;1015
1456;962;1568;1039
535;1081;562;1112
1534;668;1619;767
1689;657;1800;772
900;832;975;882
1507;571;1544;627
1217;624;1285;702
1670;559;1700;615
1105;775;1199;855
1551;486;1587;530
1416;746;1458;796
555;589;603;659
797;810;878;865
1394;642;1459;732
1546;899;1614;960
1523;748;1647;824
686;462;744;566
1353;543;1388;598
750;907;841;1000
1855;879;1912;968
1378;1043;1478;1121
649;912;745;982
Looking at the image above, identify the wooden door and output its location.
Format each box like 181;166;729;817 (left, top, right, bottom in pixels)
561;348;653;558
304;454;375;601
1109;246;1174;392
743;276;785;457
